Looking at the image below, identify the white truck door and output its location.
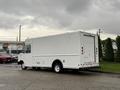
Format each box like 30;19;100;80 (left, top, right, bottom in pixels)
82;34;96;63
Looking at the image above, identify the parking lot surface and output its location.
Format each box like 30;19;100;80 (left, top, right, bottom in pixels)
0;64;120;90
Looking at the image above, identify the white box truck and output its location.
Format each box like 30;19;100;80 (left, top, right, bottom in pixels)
18;31;99;72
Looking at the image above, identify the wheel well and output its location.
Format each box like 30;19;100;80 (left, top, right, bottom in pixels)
18;60;24;65
52;59;63;69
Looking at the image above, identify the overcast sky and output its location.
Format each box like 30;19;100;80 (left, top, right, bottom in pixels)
0;0;120;40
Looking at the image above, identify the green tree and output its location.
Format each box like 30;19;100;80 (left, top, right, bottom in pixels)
115;36;120;62
98;36;103;61
104;38;114;62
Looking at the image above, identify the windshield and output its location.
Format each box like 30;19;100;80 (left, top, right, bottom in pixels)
24;44;31;53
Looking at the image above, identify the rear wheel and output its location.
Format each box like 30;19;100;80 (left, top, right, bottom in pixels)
53;63;63;73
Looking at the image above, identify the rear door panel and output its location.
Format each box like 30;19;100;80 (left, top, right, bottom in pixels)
81;34;96;64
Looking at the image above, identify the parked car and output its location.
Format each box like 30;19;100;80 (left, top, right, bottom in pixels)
11;54;18;62
0;53;15;63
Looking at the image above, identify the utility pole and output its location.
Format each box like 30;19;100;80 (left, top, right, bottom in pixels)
16;36;18;42
98;29;101;37
19;25;21;42
98;28;102;39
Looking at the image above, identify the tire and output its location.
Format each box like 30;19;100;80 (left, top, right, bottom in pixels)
21;64;27;70
53;63;62;73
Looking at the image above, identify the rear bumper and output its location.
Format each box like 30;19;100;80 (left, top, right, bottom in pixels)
79;66;100;69
78;63;100;69
79;62;99;67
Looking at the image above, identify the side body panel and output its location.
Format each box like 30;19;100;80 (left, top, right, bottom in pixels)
21;32;81;69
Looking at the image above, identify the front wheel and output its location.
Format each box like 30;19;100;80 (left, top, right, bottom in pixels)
53;63;63;73
21;64;27;70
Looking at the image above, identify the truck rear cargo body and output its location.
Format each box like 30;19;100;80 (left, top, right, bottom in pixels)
18;31;99;72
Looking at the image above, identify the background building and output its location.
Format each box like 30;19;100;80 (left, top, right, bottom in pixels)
0;41;24;55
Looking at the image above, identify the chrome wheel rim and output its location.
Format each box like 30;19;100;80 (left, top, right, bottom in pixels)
54;65;60;72
21;64;25;69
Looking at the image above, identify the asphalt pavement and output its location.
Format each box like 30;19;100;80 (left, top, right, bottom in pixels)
0;63;120;90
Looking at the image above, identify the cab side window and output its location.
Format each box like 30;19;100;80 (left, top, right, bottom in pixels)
25;45;31;53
